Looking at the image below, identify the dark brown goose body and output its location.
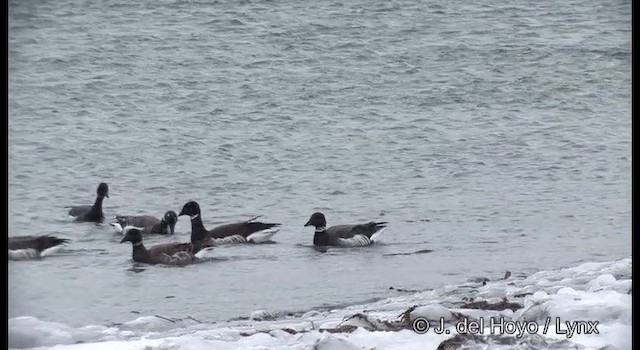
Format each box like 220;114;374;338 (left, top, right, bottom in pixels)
119;227;199;266
178;201;280;246
68;183;109;223
112;211;178;235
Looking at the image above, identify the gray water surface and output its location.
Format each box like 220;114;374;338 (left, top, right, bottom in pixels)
8;0;631;327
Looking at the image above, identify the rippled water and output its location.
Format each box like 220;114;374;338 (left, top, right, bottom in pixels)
8;0;631;327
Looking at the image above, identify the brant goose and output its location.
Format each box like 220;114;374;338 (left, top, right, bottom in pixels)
304;212;387;247
67;183;109;223
119;226;207;266
8;235;70;260
178;201;280;246
110;211;178;235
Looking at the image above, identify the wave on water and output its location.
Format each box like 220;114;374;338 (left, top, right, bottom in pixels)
8;258;631;350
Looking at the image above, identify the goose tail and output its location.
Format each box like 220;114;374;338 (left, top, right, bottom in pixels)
246;221;281;232
246;227;280;243
369;226;388;243
37;235;70;251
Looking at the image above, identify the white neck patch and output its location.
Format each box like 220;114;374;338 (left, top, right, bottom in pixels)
133;242;143;247
315;226;326;233
190;214;200;220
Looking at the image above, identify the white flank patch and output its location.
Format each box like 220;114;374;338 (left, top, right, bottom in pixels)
246;228;279;243
338;235;371;247
123;225;145;233
159;251;194;265
172;251;193;261
8;249;41;261
212;235;247;245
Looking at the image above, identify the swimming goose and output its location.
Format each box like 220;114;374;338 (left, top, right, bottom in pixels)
178;201;280;246
119;226;205;266
304;212;387;247
110;210;178;235
67;183;109;223
8;235;70;260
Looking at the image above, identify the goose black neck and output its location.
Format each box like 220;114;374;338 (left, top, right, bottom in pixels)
313;230;328;246
189;215;208;242
132;242;149;262
92;195;105;211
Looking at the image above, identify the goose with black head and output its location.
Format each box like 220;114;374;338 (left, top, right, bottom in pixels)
179;201;280;246
67;183;109;223
304;212;387;248
119;226;203;266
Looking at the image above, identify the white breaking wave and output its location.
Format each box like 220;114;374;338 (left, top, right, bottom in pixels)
8;257;631;350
